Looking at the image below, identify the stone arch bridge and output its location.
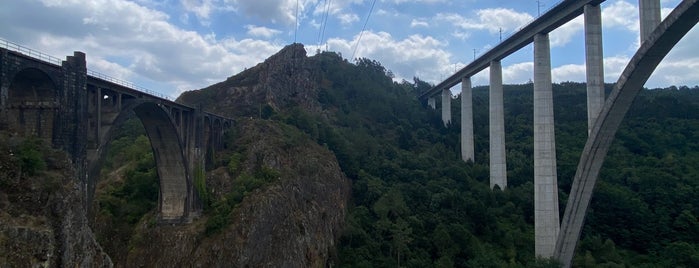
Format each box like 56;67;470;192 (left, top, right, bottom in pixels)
0;42;233;223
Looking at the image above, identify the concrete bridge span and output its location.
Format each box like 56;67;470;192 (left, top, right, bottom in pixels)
421;0;696;265
555;1;699;266
0;42;233;223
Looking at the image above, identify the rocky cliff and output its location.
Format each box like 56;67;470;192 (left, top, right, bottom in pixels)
113;44;351;267
178;43;324;117
123;119;349;267
0;135;112;267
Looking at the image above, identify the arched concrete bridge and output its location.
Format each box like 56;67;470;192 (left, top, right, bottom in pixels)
0;42;233;224
420;0;698;266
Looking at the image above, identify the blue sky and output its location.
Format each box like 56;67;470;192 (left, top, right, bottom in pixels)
1;0;696;98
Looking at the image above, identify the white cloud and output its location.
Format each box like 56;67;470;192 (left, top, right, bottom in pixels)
338;13;360;25
245;25;282;38
451;31;470;40
552;63;586;82
602;0;638;32
1;0;283;97
323;31;453;83
312;0;363;16
225;0;304;25
439;8;534;35
181;0;215;21
410;19;429;28
549;16;583;47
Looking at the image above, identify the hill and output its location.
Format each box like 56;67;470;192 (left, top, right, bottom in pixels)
101;43;699;267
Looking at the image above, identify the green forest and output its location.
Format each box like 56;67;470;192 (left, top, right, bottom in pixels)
99;51;699;267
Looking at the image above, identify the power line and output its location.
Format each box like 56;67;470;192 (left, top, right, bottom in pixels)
320;0;331;48
317;0;332;47
351;0;377;60
294;0;299;43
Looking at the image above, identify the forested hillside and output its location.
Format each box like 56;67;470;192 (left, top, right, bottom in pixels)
279;52;699;267
99;46;699;267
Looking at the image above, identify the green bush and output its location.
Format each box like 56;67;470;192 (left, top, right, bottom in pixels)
17;138;46;176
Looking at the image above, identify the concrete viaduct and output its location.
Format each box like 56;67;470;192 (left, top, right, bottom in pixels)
419;0;698;266
0;41;233;224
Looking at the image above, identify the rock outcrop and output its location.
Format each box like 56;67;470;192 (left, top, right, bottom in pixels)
120;44;350;267
124;120;350;267
0;136;112;267
178;43;323;117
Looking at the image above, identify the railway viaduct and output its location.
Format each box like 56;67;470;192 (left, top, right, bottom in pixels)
0;43;232;223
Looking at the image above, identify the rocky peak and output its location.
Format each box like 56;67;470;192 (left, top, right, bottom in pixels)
178;43;321;118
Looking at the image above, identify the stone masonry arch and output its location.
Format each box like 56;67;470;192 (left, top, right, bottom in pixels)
5;67;59;141
89;99;190;222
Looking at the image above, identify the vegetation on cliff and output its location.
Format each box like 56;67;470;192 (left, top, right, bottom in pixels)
98;43;699;267
0;134;112;267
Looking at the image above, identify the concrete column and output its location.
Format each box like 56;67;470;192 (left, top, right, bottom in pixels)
533;33;559;258
428;96;436;109
584;4;605;134
639;0;661;43
489;61;506;189
461;77;474;162
442;88;452;126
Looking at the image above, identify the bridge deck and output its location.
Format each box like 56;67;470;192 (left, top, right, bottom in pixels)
1;41;231;121
420;0;605;99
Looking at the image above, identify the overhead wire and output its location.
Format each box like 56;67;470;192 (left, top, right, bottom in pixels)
294;0;299;43
351;0;377;61
317;0;332;49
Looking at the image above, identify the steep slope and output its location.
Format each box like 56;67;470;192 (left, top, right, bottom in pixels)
108;44;351;267
121;119;349;267
106;41;699;267
178;43;323;117
0;135;112;267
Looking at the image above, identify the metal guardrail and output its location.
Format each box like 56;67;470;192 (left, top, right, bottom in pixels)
0;38;63;66
87;69;170;100
0;38;170;100
424;0;595;98
438;0;571;92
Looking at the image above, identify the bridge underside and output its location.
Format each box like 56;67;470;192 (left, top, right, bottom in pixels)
1;47;232;224
3;68;59;141
420;0;696;265
555;1;699;266
134;103;190;221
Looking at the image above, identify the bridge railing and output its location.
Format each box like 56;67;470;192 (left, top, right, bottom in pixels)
0;38;63;66
447;0;567;80
87;69;171;100
0;37;170;100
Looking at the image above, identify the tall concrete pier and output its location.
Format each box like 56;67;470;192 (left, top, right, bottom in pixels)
489;61;506;189
584;4;605;133
442;88;452;126
533;33;559;257
461;77;474;162
428;96;436;109
639;0;662;42
415;0;698;265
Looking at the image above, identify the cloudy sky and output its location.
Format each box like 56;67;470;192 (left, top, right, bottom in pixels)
1;0;696;98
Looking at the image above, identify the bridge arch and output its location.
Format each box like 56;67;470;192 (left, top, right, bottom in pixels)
555;1;699;266
4;67;59;141
91;99;190;222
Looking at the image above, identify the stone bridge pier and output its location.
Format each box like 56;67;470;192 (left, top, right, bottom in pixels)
0;46;232;224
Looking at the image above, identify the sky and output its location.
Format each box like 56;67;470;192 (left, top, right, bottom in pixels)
1;0;697;98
